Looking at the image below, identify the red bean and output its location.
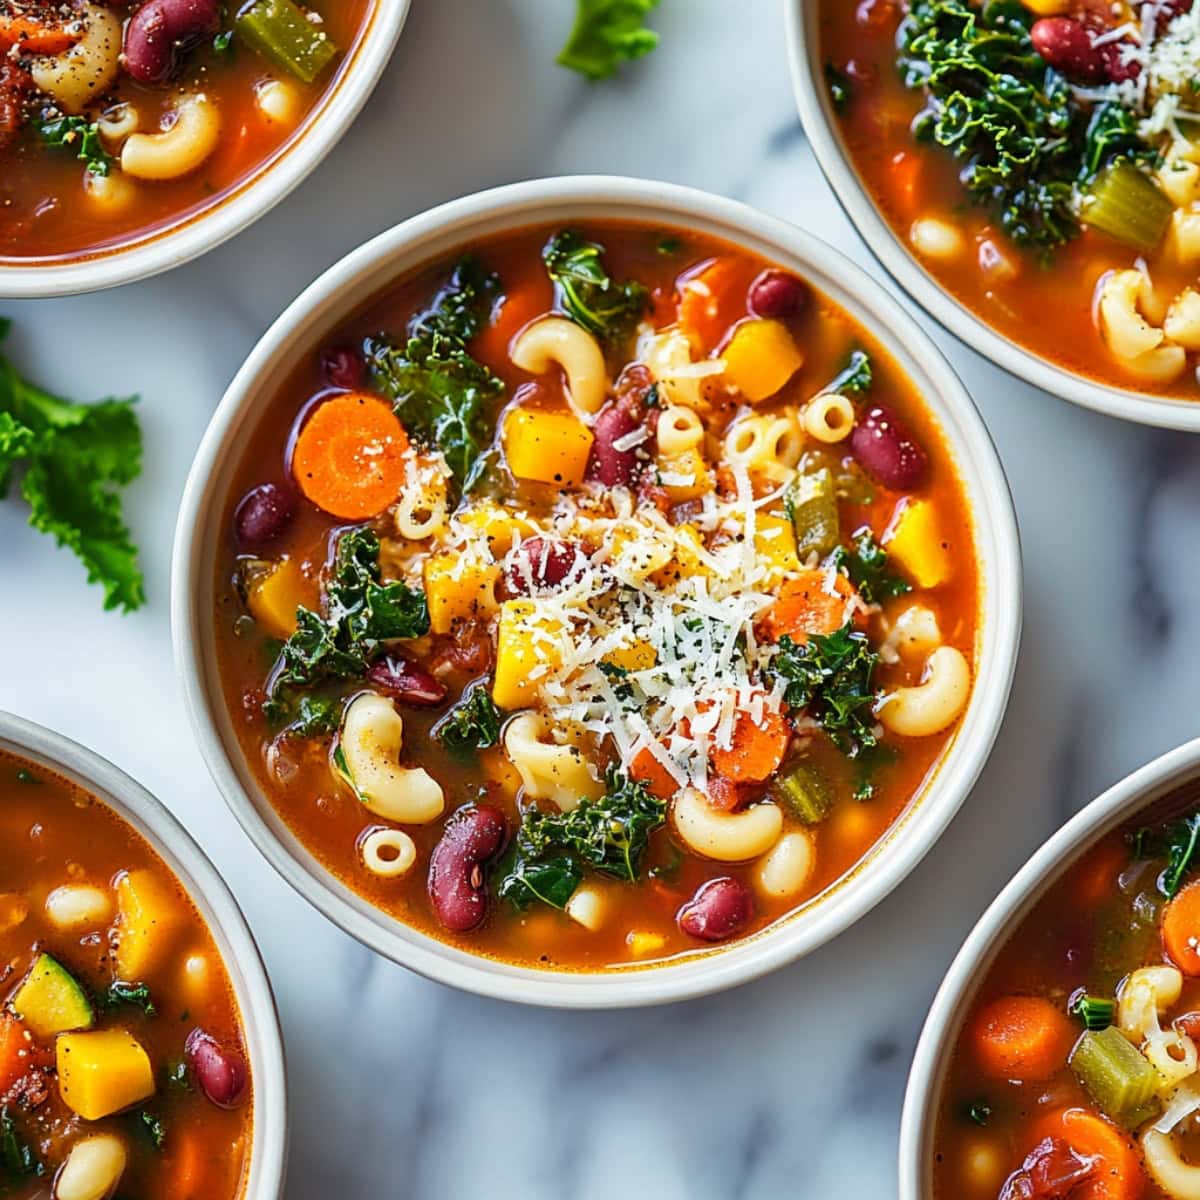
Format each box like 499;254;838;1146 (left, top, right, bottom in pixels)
234;482;294;549
124;0;219;83
748;270;808;320
588;401;645;487
185;1028;247;1109
677;878;754;942
366;656;447;707
428;805;507;932
505;537;587;595
321;345;364;392
849;402;928;490
1030;17;1105;83
1157;0;1193;30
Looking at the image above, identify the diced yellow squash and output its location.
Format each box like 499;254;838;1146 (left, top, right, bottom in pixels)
722;318;804;403
57;1029;155;1120
12;954;94;1040
245;558;307;639
114;870;184;982
503;408;594;487
492;600;564;710
754;513;801;581
609;526;673;580
886;498;953;589
651;524;714;589
626;931;666;958
423;553;501;635
657;448;714;503
454;501;537;558
602;639;656;673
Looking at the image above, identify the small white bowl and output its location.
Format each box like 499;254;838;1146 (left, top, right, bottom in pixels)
786;2;1200;433
0;0;410;299
0;710;287;1199
172;175;1022;1008
900;737;1200;1199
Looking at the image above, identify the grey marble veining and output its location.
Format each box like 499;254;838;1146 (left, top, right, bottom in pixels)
1;1;1199;1196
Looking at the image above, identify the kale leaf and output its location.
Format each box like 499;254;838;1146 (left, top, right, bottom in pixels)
833;529;911;605
543;230;648;345
0;320;144;612
35;114;113;176
102;980;156;1016
365;257;503;492
0;1108;39;1180
1161;812;1200;899
557;0;660;81
826;349;873;397
498;854;582;911
771;624;880;757
434;683;503;755
135;1111;166;1151
824;62;853;112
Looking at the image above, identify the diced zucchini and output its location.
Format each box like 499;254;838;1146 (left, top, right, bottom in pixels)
775;762;834;824
787;468;839;558
1069;1026;1160;1128
1081;162;1173;253
12;953;95;1040
236;0;339;84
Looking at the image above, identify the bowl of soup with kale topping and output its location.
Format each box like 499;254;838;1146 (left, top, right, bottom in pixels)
792;0;1200;430
174;176;1021;1007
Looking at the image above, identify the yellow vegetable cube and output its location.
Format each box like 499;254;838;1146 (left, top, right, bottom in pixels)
245;558;309;639
454;501;536;558
651;524;714;590
492;600;564;710
722;318;805;403
1022;0;1070;13
115;870;184;981
503;408;594;487
754;513;801;581
602;639;656;673
657;448;714;503
423;553;501;635
886;499;953;589
626;931;666;958
57;1029;155;1120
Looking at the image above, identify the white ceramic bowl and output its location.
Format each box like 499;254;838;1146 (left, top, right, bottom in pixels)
0;711;288;1198
172;175;1022;1008
0;0;410;299
787;3;1200;433
900;737;1200;1199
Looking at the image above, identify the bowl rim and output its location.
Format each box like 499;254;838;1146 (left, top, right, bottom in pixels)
785;1;1200;433
0;0;411;299
0;710;288;1200
171;173;1023;1009
898;736;1200;1200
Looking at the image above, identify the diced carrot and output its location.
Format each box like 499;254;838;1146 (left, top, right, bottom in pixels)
676;257;759;353
291;392;409;519
1031;1108;1145;1200
711;708;790;784
0;15;78;55
1162;878;1200;976
971;994;1075;1082
472;281;552;365
889;151;923;217
162;1129;206;1200
759;570;862;644
1075;839;1126;909
0;1013;27;1096
630;745;679;801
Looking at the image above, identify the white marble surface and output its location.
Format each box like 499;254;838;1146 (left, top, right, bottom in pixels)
2;1;1199;1196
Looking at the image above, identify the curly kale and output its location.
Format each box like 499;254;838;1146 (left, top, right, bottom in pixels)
35;114;113;176
543;230;648;345
832;529;911;606
434;683;504;756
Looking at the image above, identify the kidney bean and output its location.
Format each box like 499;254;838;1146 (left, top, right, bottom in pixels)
233;482;294;549
1157;0;1193;29
124;0;220;84
366;656;447;707
505;537;587;595
849;402;928;490
321;344;364;392
748;270;809;320
588;402;645;487
677;878;754;942
185;1028;247;1109
428;805;507;932
1098;39;1140;82
1030;17;1105;83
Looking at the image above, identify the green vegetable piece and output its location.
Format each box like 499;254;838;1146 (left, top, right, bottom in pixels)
103;980;156;1016
776;762;834;825
498;853;582;911
434;683;503;756
785;467;839;557
827;349;872;396
12;954;95;1039
1070;992;1115;1032
35;115;113;176
235;0;338;83
1069;1026;1161;1128
557;0;660;81
833;529;911;606
0;1107;39;1178
1081;162;1173;253
135;1110;165;1151
1162;811;1200;899
965;1099;992;1127
824;62;852;112
543;230;648;345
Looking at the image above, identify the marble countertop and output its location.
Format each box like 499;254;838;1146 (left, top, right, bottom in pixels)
2;1;1199;1196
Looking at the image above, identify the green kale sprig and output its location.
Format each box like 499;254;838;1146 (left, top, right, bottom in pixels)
434;683;504;756
543;230;648;345
557;0;660;81
833;529;911;606
35;114;113;176
0;1107;39;1180
826;350;872;397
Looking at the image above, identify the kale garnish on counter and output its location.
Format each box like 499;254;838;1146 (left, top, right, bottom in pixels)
557;0;661;81
543;230;649;345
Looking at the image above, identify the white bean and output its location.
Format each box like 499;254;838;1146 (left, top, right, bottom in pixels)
45;884;112;930
55;1135;127;1200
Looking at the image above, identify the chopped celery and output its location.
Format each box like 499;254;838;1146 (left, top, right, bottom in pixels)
1081;162;1172;253
776;761;834;824
786;467;839;558
1069;1026;1161;1128
236;0;338;84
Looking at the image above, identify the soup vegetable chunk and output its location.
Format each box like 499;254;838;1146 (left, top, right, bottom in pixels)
934;791;1200;1200
214;222;979;969
822;0;1200;397
0;0;366;260
0;753;251;1199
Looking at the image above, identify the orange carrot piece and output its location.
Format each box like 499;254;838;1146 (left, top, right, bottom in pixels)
711;708;790;784
1163;878;1200;976
292;392;409;520
677;257;759;353
630;745;678;801
162;1129;206;1199
472;281;552;365
1031;1107;1145;1200
0;15;77;55
759;570;861;645
888;151;923;217
707;774;756;812
0;1014;27;1095
971;994;1075;1082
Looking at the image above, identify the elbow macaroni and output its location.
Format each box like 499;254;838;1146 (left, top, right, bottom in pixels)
121;94;221;181
31;4;120;115
511;318;607;419
1142;1128;1200;1200
878;645;970;738
503;712;604;812
672;788;783;861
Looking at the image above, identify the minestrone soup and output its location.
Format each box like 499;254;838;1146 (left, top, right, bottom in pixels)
821;0;1200;398
0;751;252;1199
0;0;369;262
213;221;981;970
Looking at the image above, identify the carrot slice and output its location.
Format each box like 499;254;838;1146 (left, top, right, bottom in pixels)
472;281;551;365
292;392;409;519
630;745;678;801
0;15;78;55
677;257;759;353
1162;878;1200;975
0;1013;27;1095
711;708;790;784
1031;1108;1145;1200
971;994;1075;1081
759;570;861;645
